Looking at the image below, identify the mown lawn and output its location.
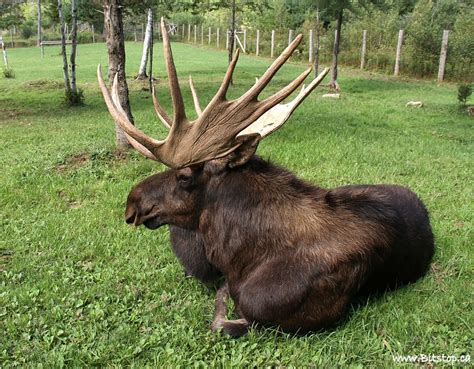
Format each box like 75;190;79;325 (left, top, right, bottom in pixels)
1;41;473;367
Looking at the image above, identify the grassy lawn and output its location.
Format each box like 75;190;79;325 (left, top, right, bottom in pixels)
1;41;473;367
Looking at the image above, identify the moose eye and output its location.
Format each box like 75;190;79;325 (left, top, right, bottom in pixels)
177;174;193;188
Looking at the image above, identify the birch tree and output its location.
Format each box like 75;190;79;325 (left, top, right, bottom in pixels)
314;7;320;78
58;0;81;104
58;0;71;95
104;0;133;150
37;0;41;47
70;0;78;95
136;8;153;79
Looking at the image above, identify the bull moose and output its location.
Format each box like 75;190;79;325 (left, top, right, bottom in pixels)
98;18;434;337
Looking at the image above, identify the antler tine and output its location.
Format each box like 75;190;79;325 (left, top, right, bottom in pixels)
151;84;172;129
97;65;163;152
160;17;187;123
189;75;203;116
257;66;312;113
124;133;160;161
291;67;330;107
238;67;329;139
241;34;303;102
214;48;240;101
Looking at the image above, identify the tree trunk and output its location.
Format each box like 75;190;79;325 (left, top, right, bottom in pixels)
2;43;9;69
329;9;343;91
148;11;154;93
37;0;42;47
58;0;71;94
137;8;153;79
314;8;320;78
104;0;133;150
70;0;78;94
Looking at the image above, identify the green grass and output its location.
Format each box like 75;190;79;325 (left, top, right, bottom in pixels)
1;42;473;367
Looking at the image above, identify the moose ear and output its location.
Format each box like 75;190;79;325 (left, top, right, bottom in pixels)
227;134;261;168
205;134;261;175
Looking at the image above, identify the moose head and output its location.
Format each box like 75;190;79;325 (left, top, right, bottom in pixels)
98;18;434;337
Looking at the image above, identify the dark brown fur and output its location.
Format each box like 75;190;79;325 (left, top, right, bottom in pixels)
125;148;434;336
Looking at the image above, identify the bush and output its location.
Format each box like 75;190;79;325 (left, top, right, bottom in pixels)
21;23;34;39
42;31;62;41
65;88;85;106
457;84;472;105
2;67;15;79
77;31;94;44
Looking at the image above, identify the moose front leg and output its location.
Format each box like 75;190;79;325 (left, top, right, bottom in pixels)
211;282;249;337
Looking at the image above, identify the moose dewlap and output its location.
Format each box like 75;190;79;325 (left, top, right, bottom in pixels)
99;18;435;337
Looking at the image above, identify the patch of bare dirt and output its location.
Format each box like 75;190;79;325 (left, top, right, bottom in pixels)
0;249;14;272
22;79;62;90
55;153;90;172
54;150;130;172
430;262;450;290
0;107;35;124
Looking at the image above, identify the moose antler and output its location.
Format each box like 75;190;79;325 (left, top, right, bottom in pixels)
98;17;328;168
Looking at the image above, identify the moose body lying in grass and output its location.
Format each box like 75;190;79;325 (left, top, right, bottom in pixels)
98;19;434;337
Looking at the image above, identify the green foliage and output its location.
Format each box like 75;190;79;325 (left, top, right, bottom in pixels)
65;87;85;106
2;66;15;78
20;21;34;39
450;10;474;78
457;84;472;105
78;0;104;32
0;42;472;367
0;2;24;29
405;0;459;77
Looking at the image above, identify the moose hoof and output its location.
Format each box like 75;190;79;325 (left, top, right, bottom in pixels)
211;318;249;338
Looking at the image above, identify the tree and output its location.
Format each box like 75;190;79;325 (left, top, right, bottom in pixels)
303;0;387;90
136;8;153;79
57;0;81;104
0;2;25;33
311;0;351;90
58;0;71;94
70;0;78;95
77;0;104;33
205;0;269;73
37;0;42;47
104;0;133;150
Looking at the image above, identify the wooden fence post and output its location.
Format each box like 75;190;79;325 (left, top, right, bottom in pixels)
201;24;204;44
226;29;229;50
256;29;260;56
309;29;314;63
92;24;95;43
182;24;185;40
194;25;197;43
394;29;404;76
271;30;275;58
243;29;247;52
360;30;367;69
187;24;191;42
217;28;220;48
208;27;211;45
2;42;9;68
288;29;293;46
437;30;449;82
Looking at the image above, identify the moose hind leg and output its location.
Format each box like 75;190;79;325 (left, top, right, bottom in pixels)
235;256;352;332
211;282;249;337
